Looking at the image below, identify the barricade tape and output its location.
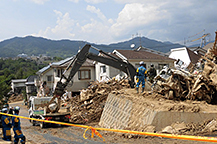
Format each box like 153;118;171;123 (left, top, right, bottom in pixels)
1;112;217;143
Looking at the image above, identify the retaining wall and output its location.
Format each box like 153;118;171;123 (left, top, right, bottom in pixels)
99;94;217;131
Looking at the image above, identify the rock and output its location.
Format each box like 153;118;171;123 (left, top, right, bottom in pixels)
161;126;176;134
171;122;187;132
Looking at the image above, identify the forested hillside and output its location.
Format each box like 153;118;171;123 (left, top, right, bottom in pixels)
0;36;184;58
0;58;46;100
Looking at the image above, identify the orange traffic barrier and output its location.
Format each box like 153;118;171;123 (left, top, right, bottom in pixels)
1;112;217;143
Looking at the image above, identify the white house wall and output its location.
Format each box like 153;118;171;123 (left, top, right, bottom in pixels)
53;66;95;92
95;62;122;82
169;47;191;67
69;67;95;91
39;69;54;92
109;66;122;78
95;62;110;81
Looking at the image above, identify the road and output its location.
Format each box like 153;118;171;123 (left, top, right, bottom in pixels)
3;101;210;144
9;101;107;144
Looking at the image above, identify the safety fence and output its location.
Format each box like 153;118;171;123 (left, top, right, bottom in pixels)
1;112;217;143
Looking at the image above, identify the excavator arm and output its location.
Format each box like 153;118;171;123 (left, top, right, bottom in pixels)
48;44;136;113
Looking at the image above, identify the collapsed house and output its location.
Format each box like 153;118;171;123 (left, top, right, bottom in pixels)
153;31;217;104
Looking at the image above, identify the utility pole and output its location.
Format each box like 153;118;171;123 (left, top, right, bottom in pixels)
132;33;142;48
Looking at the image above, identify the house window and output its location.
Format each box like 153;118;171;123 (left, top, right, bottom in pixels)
100;66;106;73
47;75;52;82
57;69;64;77
78;69;91;80
57;69;61;77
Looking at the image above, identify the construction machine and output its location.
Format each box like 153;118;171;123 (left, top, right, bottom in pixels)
44;44;136;113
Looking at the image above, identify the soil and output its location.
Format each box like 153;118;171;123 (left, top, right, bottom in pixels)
121;87;217;113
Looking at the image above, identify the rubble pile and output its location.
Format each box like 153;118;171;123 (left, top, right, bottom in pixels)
67;79;131;124
153;32;217;104
161;119;217;135
8;94;24;103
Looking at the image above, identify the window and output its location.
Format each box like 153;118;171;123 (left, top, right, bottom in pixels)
57;69;61;77
78;69;91;80
100;66;106;73
47;75;52;82
57;69;64;77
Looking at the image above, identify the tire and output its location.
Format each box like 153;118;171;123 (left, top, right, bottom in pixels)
29;116;33;122
33;120;36;126
40;122;46;128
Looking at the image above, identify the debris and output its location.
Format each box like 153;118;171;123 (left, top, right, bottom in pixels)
62;31;217;138
202;119;217;132
8;94;23;103
67;78;130;124
152;31;217;104
161;126;176;134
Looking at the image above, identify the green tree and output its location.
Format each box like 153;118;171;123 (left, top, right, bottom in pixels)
0;58;47;101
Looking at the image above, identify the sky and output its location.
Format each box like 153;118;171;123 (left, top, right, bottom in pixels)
0;0;217;46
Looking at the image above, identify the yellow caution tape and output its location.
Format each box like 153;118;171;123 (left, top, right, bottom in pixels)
83;126;105;141
1;112;217;143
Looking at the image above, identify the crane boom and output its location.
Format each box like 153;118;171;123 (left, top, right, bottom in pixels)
190;33;210;42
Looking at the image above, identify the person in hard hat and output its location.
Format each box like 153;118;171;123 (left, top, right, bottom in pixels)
136;61;147;93
1;108;12;141
8;106;14;122
12;106;26;144
147;64;157;83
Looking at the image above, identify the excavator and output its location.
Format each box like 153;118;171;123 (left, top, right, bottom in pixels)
45;44;136;113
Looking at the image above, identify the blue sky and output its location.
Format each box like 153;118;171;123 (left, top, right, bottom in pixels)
0;0;217;46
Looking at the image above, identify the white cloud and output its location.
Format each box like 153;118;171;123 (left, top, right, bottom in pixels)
35;10;76;39
34;9;112;43
31;0;217;44
86;5;107;23
110;3;168;38
80;18;112;43
30;0;49;4
85;0;106;4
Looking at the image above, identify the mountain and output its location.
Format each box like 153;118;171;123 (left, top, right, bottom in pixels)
0;36;185;58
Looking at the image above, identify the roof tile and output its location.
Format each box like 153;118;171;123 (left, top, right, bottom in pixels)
116;50;174;60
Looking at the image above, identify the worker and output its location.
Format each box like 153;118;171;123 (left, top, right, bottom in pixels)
12;106;26;144
136;61;147;93
147;64;157;83
8;106;14;122
1;108;12;141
